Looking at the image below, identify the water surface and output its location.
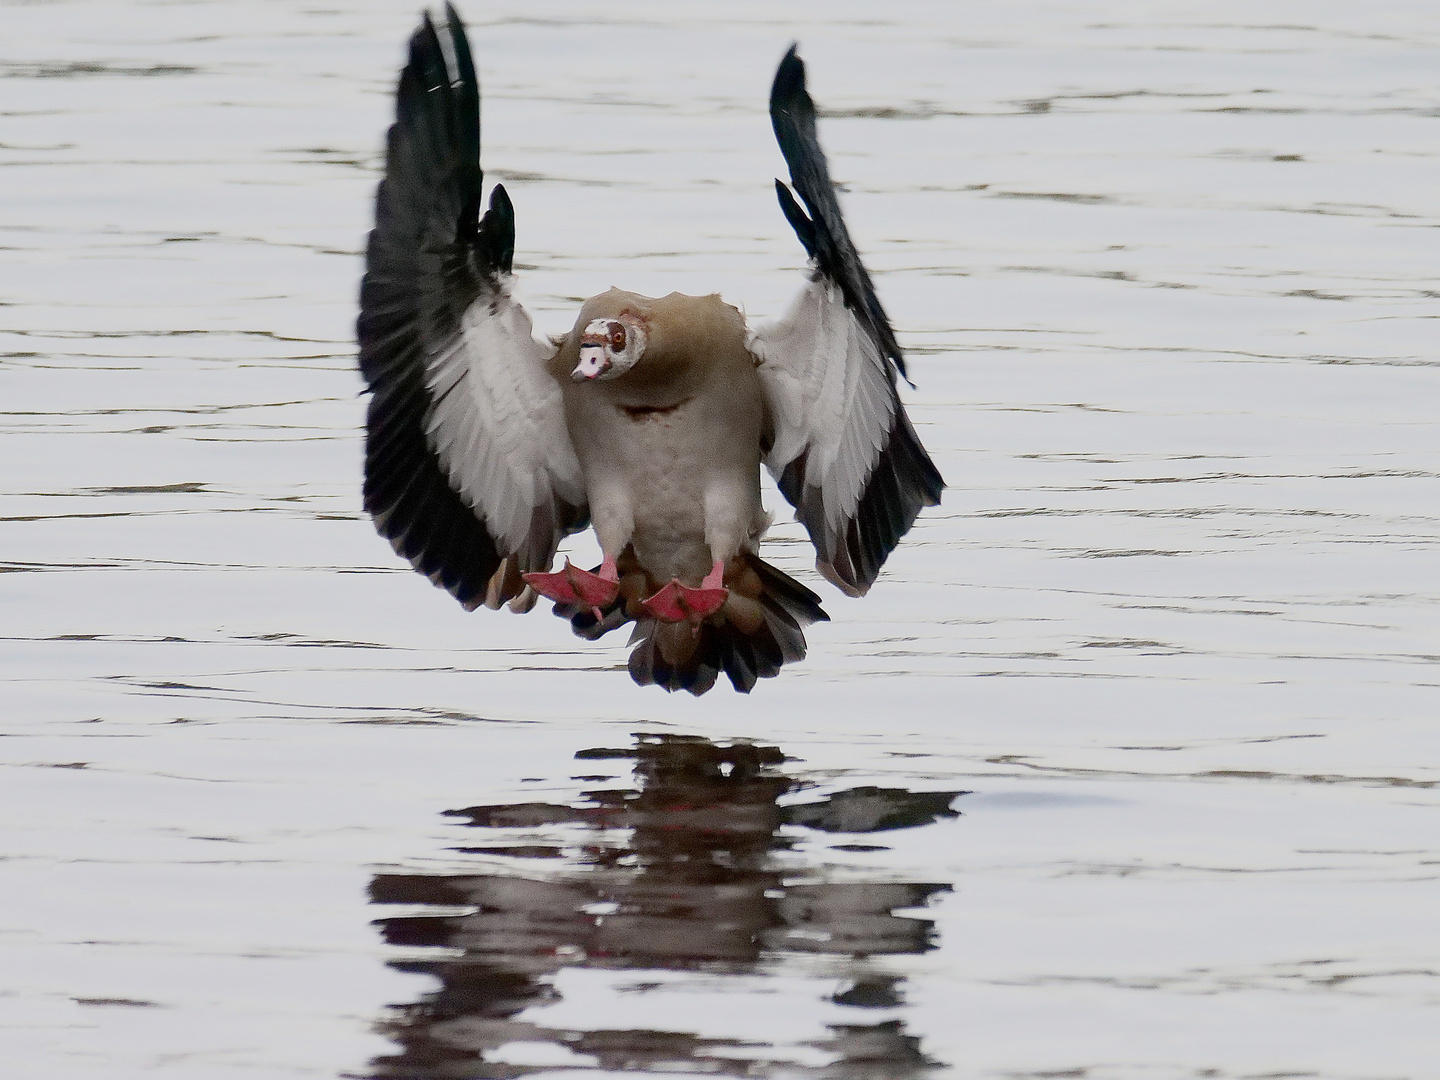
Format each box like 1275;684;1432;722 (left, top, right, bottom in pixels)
2;1;1437;1077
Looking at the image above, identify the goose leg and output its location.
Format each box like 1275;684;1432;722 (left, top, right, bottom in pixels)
640;559;728;623
526;492;630;614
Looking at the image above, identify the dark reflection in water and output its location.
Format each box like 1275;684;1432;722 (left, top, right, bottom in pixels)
368;735;962;1078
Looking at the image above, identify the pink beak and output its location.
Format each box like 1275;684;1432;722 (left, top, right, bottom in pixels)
573;346;608;381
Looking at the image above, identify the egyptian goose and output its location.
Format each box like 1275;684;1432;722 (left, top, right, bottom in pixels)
358;5;943;694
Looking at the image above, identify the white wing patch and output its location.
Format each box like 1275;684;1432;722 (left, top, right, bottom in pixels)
749;277;896;540
422;276;584;568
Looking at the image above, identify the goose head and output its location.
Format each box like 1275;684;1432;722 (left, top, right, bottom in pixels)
573;315;647;382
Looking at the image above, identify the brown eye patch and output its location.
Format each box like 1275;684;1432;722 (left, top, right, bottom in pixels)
608;323;627;350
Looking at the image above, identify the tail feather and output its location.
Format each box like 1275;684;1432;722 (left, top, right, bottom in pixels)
751;555;830;628
720;633;758;694
558;553;827;695
761;605;807;665
555;592;629;641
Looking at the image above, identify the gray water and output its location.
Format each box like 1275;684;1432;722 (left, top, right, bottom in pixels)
2;1;1438;1077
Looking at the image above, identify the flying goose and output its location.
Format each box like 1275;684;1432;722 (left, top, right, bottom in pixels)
358;5;943;695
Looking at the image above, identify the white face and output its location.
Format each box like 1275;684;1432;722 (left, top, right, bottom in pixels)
573;317;646;382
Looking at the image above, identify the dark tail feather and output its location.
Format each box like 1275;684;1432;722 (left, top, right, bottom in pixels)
624;554;828;696
749;554;830;631
552;589;630;641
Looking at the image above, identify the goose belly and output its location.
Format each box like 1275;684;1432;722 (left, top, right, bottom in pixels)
576;393;763;585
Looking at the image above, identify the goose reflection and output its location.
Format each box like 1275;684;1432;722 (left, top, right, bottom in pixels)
369;734;961;1077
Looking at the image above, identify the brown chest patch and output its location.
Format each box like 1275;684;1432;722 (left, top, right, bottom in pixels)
621;396;691;421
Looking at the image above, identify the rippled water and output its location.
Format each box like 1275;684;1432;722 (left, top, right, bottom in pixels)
3;1;1438;1077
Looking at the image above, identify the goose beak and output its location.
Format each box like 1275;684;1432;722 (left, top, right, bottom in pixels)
573;346;609;381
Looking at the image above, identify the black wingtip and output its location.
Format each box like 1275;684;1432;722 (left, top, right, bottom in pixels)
766;40;910;380
771;43;804;107
489;181;511;216
443;4;478;93
477;182;515;275
774;178;817;261
769;44;813;146
770;45;823;266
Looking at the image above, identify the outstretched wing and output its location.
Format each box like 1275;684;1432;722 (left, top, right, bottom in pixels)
748;46;943;597
358;5;586;612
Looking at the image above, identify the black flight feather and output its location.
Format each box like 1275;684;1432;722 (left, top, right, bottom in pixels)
768;44;944;595
357;7;519;610
770;44;904;378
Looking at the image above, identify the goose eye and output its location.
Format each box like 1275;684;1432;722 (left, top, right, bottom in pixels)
608;324;627;350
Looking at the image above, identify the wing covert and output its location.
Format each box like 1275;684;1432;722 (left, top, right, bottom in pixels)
357;5;585;611
750;46;943;597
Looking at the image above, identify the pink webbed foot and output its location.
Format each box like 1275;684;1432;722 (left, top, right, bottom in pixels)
523;558;619;612
639;561;728;623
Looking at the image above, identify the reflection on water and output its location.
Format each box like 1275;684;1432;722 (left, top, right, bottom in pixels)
368;735;961;1077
